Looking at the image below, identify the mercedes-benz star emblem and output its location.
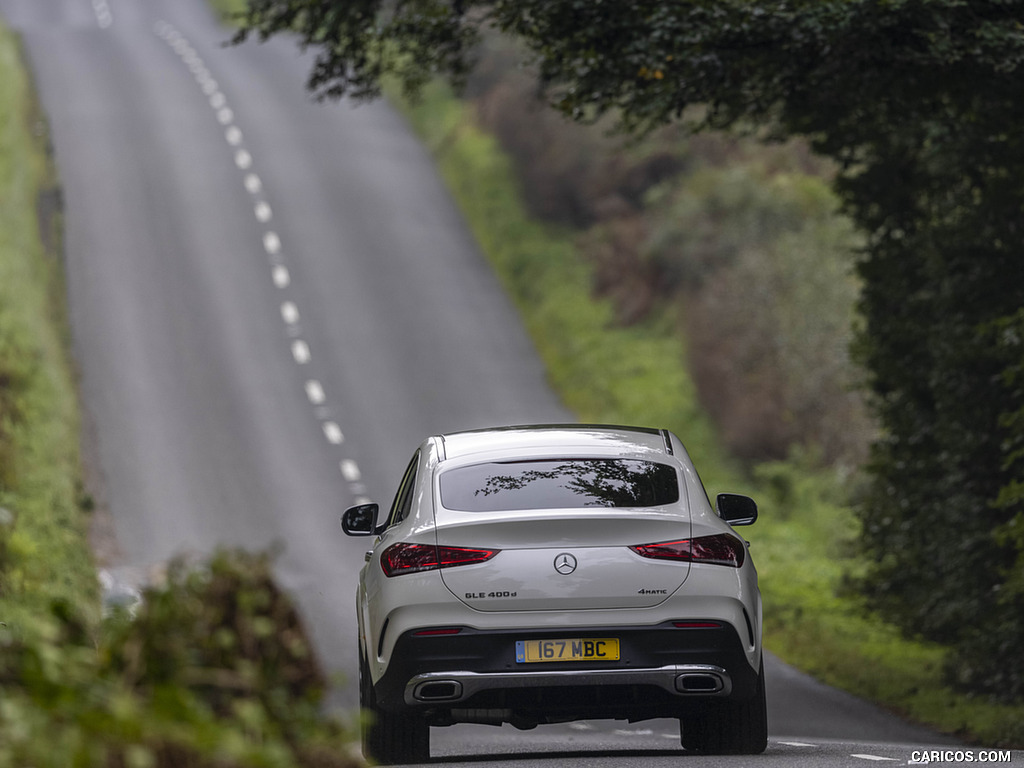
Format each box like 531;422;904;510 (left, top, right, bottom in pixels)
553;553;578;575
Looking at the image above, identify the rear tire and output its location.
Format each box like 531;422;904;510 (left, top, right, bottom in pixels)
680;656;768;755
359;651;430;764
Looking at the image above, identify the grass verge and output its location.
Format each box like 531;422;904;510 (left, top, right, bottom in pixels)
0;18;99;628
390;79;1024;748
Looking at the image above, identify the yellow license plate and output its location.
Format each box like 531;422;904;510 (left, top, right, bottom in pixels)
515;638;620;663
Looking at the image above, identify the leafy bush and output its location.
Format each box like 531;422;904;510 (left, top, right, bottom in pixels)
466;35;684;230
928;309;1024;703
0;550;362;768
646;165;871;466
459;34;871;470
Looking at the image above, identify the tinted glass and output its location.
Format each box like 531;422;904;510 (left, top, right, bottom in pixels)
439;459;679;512
387;451;419;528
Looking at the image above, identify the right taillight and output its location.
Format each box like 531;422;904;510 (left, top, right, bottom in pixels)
629;533;745;568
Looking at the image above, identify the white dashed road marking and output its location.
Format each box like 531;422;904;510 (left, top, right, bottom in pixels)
93;0;112;28
305;380;326;405
613;728;654;737
156;20;370;502
280;302;300;325
263;231;281;255
323;422;345;445
851;756;897;762
340;460;361;482
291;340;311;364
272;265;290;288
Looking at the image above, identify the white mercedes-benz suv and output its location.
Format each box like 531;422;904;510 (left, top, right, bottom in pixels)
342;425;766;763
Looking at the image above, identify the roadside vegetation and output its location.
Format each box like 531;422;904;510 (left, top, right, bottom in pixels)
0;18;361;767
211;0;247;23
0;11;96;632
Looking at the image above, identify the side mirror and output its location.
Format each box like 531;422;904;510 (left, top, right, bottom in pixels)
717;493;758;526
341;502;380;536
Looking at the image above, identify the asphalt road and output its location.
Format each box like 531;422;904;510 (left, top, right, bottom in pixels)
2;0;974;764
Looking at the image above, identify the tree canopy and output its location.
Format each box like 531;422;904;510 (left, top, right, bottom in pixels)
235;0;1024;701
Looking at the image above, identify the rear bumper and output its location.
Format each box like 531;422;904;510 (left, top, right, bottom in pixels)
373;620;759;721
407;663;732;705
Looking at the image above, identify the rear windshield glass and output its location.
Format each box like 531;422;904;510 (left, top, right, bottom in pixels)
439;459;679;512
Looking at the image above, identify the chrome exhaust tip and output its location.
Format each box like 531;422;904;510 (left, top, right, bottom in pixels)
413;679;464;702
675;672;725;694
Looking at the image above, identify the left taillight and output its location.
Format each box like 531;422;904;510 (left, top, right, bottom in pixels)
629;533;745;568
380;543;500;577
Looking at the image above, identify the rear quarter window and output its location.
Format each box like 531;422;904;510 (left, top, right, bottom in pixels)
439;458;679;512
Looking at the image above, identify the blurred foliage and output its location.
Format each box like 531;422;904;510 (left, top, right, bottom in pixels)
850;127;1024;702
0;308;33;491
645;165;870;467
940;309;1024;704
457;32;872;469
208;0;248;24
0;551;362;768
234;0;1024;703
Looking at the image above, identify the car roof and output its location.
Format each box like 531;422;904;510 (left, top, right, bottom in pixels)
437;424;674;463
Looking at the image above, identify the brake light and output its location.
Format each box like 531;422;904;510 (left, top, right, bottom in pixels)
413;628;463;636
629;534;745;568
380;543;500;577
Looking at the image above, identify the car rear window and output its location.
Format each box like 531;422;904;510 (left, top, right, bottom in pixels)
439;459;679;512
